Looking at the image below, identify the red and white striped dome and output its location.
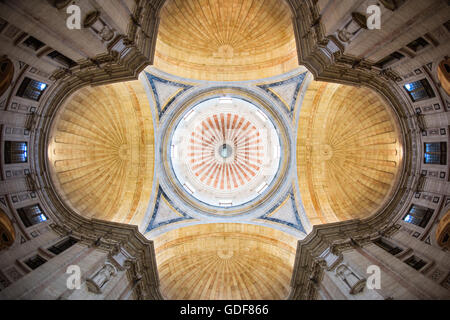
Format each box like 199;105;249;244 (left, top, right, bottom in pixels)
171;97;280;208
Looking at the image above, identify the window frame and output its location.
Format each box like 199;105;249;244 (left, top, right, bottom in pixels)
373;237;404;256
47;237;78;255
16;77;48;102
424;142;447;165
375;51;405;69
403;204;434;228
23;254;47;270
16;204;48;228
406;37;430;53
403;78;436;102
403;255;428;272
4;141;28;164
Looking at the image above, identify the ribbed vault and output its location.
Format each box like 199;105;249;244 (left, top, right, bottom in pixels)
154;0;298;81
47;80;155;225
153;224;297;300
297;81;403;225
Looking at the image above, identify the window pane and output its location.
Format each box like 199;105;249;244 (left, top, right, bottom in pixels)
24;255;47;270
403;205;433;228
47;50;77;68
48;238;78;255
17;204;48;228
425;143;441;153
409;88;427;101
404;256;426;270
424;142;447;165
404;79;435;102
22;36;45;51
424;153;441;164
406;37;429;52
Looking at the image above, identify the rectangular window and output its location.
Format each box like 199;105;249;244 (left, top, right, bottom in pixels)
406;37;429;52
16;77;48;101
375;51;405;69
47;50;77;68
17;204;48;228
404;255;427;271
24;255;47;270
22;36;45;51
48;238;78;255
403;79;436;102
403;205;433;228
374;238;403;255
4;141;28;164
424;142;447;165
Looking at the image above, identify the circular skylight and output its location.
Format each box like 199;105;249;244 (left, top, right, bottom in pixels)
170;97;281;208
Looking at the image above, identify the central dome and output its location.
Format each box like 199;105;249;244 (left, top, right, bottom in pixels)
171;97;281;208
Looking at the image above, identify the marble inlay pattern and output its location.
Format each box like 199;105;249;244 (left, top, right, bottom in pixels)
142;67;307;238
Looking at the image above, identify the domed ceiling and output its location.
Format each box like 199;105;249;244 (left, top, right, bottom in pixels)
154;0;298;81
42;0;407;301
297;81;403;225
153;223;297;300
47;80;155;225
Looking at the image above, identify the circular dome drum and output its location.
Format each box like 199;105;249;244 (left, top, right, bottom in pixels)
159;88;292;218
170;97;281;208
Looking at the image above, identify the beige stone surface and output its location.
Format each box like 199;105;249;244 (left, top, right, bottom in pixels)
297;81;403;225
154;0;298;81
153;223;297;300
47;81;155;225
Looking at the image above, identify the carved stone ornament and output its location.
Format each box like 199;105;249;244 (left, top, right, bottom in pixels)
335;264;366;295
86;262;117;294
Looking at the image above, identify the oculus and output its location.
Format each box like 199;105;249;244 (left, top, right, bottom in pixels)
170;97;281;208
